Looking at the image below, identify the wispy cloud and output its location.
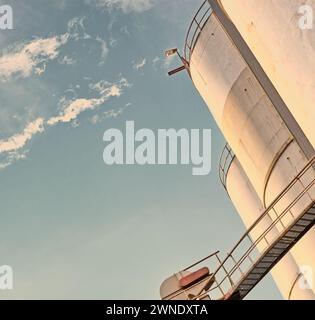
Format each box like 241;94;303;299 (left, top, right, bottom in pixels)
86;0;154;13
47;78;130;126
67;17;108;64
0;10;135;169
0;15;112;82
152;56;160;66
0;16;87;82
58;55;77;65
109;36;118;48
89;102;131;124
0;77;130;169
96;36;109;65
47;97;105;126
132;58;146;71
67;16;91;41
89;78;130;96
152;55;176;72
0;35;69;82
0;118;44;154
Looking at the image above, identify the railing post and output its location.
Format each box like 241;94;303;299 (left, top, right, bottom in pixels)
216;253;234;287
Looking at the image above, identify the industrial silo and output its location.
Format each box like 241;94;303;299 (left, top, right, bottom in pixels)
222;149;315;299
161;0;315;300
219;0;315;147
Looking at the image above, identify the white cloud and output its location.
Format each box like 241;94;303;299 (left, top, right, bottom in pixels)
90;114;101;124
89;103;131;124
96;36;109;65
103;104;130;118
86;0;154;13
109;36;118;48
132;58;146;70
152;56;160;65
68;16;86;32
0;14;113;82
152;55;176;72
0;35;69;82
67;17;91;41
48;78;130;126
108;17;116;32
34;64;46;76
0;76;130;169
89;77;130;96
47;97;106;126
59;55;77;65
67;18;108;64
0;152;28;170
0;118;44;154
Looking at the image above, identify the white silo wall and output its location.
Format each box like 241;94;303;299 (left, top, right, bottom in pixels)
189;11;315;296
220;0;315;290
190;13;292;199
226;157;315;299
220;0;315;147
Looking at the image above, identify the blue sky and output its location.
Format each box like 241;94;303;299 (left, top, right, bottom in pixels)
0;0;281;299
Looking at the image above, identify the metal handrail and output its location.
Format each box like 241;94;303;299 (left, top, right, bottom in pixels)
165;156;315;300
195;156;315;299
219;144;235;190
225;156;315;257
211;177;315;295
184;0;213;63
182;250;220;271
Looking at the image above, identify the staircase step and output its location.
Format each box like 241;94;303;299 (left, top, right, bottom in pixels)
296;221;312;228
301;213;315;220
261;257;277;263
285;231;300;238
290;225;306;232
245;274;262;281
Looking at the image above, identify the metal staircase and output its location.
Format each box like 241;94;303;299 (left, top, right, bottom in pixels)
227;204;315;299
163;156;315;300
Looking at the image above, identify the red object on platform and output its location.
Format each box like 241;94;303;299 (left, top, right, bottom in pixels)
179;267;210;288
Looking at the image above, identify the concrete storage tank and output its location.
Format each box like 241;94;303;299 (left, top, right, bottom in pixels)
160;0;315;300
219;0;315;147
188;0;315;298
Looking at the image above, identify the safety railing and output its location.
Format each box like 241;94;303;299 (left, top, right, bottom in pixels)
162;251;228;301
196;155;315;300
184;0;213;63
166;156;315;300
